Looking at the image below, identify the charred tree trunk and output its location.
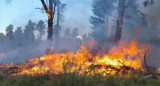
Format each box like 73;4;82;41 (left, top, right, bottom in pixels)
40;0;56;53
115;0;126;43
47;0;53;41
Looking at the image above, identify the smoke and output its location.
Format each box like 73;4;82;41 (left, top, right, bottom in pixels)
137;0;160;67
61;0;93;35
0;41;48;64
139;0;160;29
0;0;160;68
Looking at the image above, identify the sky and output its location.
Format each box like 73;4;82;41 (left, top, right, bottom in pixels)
0;0;93;35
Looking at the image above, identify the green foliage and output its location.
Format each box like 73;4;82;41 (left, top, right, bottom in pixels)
36;20;46;40
92;0;116;17
0;33;6;40
6;24;14;41
14;27;24;46
24;20;36;43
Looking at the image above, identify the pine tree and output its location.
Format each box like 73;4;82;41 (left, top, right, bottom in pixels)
24;20;36;44
115;0;126;43
36;20;46;40
0;33;6;41
115;0;147;42
124;0;147;39
90;0;116;44
6;24;14;41
65;28;71;38
14;27;23;46
72;27;79;38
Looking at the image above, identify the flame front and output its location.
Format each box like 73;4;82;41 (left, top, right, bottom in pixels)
0;39;149;76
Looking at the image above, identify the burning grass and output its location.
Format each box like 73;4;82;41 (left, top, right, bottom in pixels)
0;39;149;76
0;39;160;86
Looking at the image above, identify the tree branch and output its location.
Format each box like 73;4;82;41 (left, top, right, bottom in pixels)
40;0;49;12
35;8;45;11
144;52;151;74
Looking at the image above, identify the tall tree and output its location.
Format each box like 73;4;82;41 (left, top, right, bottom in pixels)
53;0;61;42
0;33;6;52
114;0;148;43
125;0;147;36
90;0;116;45
6;24;14;41
5;0;56;41
0;33;6;41
0;33;6;40
40;0;57;41
36;20;46;40
24;20;36;44
72;27;79;38
64;28;71;38
14;27;23;46
114;0;127;43
53;1;66;43
40;0;57;53
5;24;15;49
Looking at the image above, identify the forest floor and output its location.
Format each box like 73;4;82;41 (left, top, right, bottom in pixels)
0;73;160;86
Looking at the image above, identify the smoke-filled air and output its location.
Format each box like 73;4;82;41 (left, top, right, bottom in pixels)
0;0;160;86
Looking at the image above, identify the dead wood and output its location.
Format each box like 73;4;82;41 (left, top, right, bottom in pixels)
144;52;151;74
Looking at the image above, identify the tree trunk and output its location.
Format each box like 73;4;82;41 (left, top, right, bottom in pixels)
115;0;126;43
40;0;56;53
57;2;60;27
55;2;60;40
47;0;53;41
54;2;61;48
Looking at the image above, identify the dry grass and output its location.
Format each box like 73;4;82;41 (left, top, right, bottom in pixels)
0;72;160;86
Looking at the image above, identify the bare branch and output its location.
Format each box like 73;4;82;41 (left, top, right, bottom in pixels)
144;52;151;74
35;8;45;11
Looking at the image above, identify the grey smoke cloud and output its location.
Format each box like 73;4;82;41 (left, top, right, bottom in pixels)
138;0;160;67
61;0;93;35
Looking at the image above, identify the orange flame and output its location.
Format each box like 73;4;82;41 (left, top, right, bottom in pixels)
46;9;51;19
0;39;149;76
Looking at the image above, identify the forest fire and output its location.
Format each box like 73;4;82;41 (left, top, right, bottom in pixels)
0;39;149;76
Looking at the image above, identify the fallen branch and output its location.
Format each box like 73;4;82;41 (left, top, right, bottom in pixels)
144;52;151;74
89;64;136;75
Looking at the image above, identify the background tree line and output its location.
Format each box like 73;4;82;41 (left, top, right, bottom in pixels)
0;19;86;53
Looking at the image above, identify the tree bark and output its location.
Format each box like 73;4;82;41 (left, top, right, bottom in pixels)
40;0;56;53
40;0;57;41
115;0;126;43
47;0;53;41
